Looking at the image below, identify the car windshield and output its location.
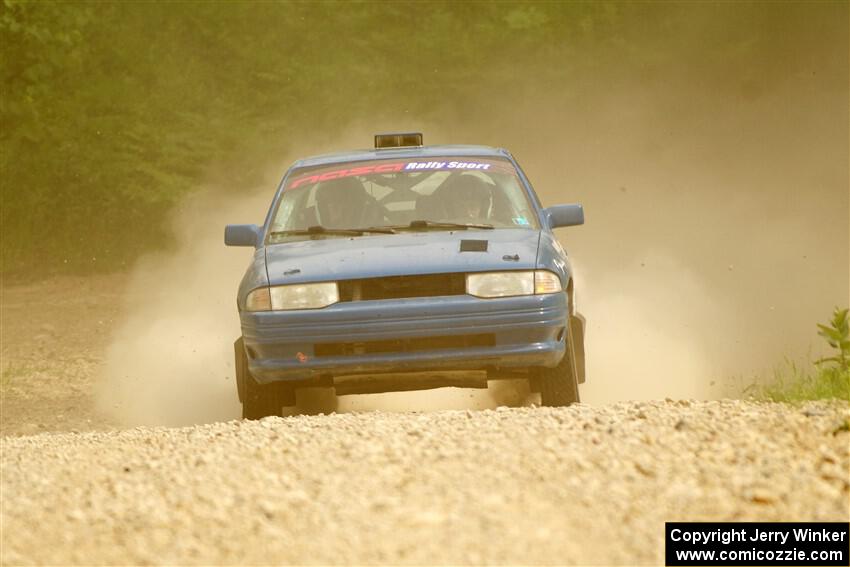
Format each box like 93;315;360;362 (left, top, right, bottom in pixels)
268;156;539;243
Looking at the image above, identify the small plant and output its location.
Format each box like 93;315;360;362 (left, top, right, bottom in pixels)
815;307;849;374
755;307;850;402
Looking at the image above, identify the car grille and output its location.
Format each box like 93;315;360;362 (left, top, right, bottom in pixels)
337;273;466;302
314;334;495;357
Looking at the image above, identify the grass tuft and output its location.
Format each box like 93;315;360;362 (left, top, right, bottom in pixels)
753;307;850;402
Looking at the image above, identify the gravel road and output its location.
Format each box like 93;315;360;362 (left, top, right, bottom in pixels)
2;400;848;565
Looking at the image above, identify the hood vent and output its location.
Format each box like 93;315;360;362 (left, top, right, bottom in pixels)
460;239;488;252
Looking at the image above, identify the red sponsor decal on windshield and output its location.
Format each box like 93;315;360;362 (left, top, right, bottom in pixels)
287;159;516;190
289;162;404;189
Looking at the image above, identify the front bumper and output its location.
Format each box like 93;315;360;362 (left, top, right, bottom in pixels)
240;292;569;384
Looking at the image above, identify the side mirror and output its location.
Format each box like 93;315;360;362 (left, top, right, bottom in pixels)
544;204;584;229
225;224;261;247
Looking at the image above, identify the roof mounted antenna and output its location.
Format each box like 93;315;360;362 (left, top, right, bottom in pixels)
374;132;423;149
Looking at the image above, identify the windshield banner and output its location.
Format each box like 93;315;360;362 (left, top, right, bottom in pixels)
288;159;512;190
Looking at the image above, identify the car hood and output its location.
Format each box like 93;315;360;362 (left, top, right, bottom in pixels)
264;229;540;285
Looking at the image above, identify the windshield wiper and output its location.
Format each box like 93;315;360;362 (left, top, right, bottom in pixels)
354;226;398;234
269;225;396;238
399;220;494;231
270;221;491;239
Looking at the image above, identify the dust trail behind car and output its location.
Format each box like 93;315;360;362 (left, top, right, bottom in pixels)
97;47;848;426
80;177;695;426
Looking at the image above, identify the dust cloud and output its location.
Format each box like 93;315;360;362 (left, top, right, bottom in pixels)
96;183;270;426
519;83;849;402
98;8;848;424
99;95;847;425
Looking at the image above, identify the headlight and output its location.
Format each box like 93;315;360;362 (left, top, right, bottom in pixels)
466;270;562;298
245;282;339;311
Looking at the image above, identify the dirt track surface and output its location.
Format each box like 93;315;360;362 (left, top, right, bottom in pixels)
1;275;127;436
2;400;848;565
2;277;849;565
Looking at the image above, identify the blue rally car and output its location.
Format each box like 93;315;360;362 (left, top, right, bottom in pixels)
225;133;586;418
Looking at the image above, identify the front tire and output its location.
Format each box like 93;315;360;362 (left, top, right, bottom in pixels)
234;337;293;419
539;330;580;406
243;375;284;420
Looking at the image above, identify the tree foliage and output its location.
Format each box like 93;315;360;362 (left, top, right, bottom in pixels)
1;1;844;273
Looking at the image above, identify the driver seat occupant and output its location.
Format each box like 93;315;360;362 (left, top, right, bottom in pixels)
314;177;382;228
441;175;492;223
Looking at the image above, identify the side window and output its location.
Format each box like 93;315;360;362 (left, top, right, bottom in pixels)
512;161;543;209
271;186;311;231
270;198;295;232
495;176;537;227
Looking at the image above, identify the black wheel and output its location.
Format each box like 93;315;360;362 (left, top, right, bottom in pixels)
243;376;283;420
539;329;580;406
234;337;292;419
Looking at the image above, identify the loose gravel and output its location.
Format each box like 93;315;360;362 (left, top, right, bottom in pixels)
2;400;848;565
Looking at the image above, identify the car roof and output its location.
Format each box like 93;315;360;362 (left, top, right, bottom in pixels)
292;144;512;168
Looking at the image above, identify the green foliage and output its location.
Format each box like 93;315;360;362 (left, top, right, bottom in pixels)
759;362;850;403
756;308;850;402
0;1;568;272
815;307;850;372
1;1;843;273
